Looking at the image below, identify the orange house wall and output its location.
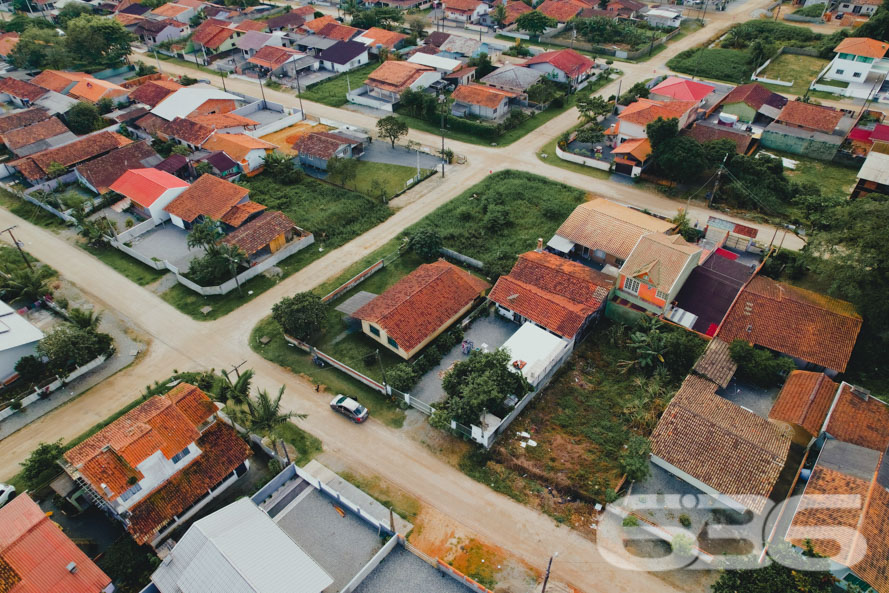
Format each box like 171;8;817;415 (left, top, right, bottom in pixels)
620;275;667;308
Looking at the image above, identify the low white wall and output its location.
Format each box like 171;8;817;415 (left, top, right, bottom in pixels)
246;111;306;138
0;354;108;421
555;145;611;171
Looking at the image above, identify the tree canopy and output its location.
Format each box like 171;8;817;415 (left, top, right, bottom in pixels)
515;10;556;36
377;116;408;148
63;15;134;69
272;292;326;340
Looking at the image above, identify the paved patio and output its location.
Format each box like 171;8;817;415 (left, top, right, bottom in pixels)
717;379;779;419
353;546;472;593
361;141;442;170
410;314;517;405
128;223;201;271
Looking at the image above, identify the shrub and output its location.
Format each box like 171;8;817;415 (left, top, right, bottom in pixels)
619;434;651;482
671;533;695;556
15;355;46;384
667;48;754;83
272;293;326;341
386;362;419;392
622;515;639;527
729;340;796;387
19;440;64;489
410;227;443;261
679;513;692;528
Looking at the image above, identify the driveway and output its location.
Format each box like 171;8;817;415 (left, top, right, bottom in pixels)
129;224;201;272
360;141;442;170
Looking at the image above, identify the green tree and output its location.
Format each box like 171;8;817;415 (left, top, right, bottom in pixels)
97;537;160;593
65;102;103;134
262;151;302;183
576;95;611;122
171;144;192;156
386;362;419;392
619;434;650;482
68;307;102;330
64;15;134;69
37;325;113;374
729;340;795;387
15;355;46;385
9;27;70;70
247;385;307;463
211;368;255;420
327;156;359;189
491;3;507;26
194;161;213;176
96;97;115;115
515;10;556;36
410;227;442;261
618;80;650;105
646;116;679;149
377;115;408;148
748;39;774;68
712;541;836;593
186;218;221;253
1;268;50;302
432;349;531;427
56;2;93;26
1;15;53;34
575;124;604;144
407;14;427;37
19;440;65;490
272;292;326;340
468;52;495;78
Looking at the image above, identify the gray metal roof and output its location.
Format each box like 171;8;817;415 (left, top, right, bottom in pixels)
150;498;333;593
335;291;378;316
480;64;542;91
818;439;882;482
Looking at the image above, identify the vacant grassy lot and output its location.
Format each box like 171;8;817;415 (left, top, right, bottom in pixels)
762;149;859;199
759;53;829;96
667;47;754;83
300;62;380;107
0;188;67;230
82;244;167;286
338;161;432;200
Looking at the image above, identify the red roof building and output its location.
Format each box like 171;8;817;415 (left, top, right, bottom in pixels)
775;101;844;134
824;382;889;452
769;371;839;445
488;250;612;341
62;384;251;546
649;76;715;103
354;260;490;359
524;49;595;85
164;173;251;226
74;140;161;195
0;78;49;104
0;494;113;593
537;0;586;22
11;131;131;181
0;108;50;135
221;210;306;258
503;0;532;24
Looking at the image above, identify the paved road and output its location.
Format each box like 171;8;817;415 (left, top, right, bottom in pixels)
0;4;810;591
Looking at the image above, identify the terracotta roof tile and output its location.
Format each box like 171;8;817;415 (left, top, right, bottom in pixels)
160;117;215;146
126;421;252;545
769;371;838;437
0;33;18;58
360;27;407;49
488;250;611;338
316;21;362;41
164;173;250;222
537;0;585;21
130;80;183;107
68;78;128;103
222;210;299;255
110;167;189;207
716;275;862;372
0;495;112;593
776;101;844;134
354;260;490;354
0;78;48;103
524;49;595;78
189;112;258;129
234;19;268;32
825;383;889;451
618;97;697;127
611;136;651;162
192;20;237;48
150;2;191;17
834;36;889;59
650;76;715;102
0;117;69;152
451;83;517;108
74;140;160;194
720;82;787;111
293;131;359;159
218;200;266;227
444;0;482;12
28;70;90;93
202;133;274;164
503;0;532;23
692;337;737;388
115;12;146;25
0;108;50;135
367;60;434;93
248;44;303;69
683;122;754;155
265;11;306;30
303;14;336;32
135;112;168;135
650;375;792;513
555;198;674;260
620;232;700;293
11;131;130;180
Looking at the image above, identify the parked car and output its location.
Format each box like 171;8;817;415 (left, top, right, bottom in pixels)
330;395;369;423
0;483;15;508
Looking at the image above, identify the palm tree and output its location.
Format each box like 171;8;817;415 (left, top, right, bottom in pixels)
68;307;101;330
247;385;306;465
1;269;49;303
210;369;255;421
186;218;221;254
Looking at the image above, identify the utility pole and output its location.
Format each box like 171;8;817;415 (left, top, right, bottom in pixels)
222;253;243;296
257;71;267;107
439;91;446;178
708;153;728;209
541;553;558;593
375;349;388;387
613;78;621;114
230;360;247;378
699;0;708;24
295;66;305;119
0;226;32;270
153;49;163;74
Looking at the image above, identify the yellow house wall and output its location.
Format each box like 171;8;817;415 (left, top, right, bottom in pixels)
360;298;478;359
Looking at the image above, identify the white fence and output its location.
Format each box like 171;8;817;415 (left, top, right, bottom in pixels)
246;111;306;138
114;218;159;243
347;86;395;112
0;354;108;421
342;536;400;593
440;247;484;270
555;144;612;172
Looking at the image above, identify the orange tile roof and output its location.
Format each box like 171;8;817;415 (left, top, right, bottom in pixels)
692;337;737;388
717;275;862;372
769;371;838;437
222;210;298;255
451;83;518;109
303;14;336;32
504;0;532;24
203;132;274;164
150;2;191;17
611;137;651;162
776;101;844;134
234;19;268;32
0;117;69;152
618;97;698;127
293;131;359;159
126;421;252;545
650;375;792;513
360;26;407;49
218;200;266;227
488;250;612;338
649;76;715;102
0;108;49;134
130;80;183;107
247;44;303;69
825;383;889;451
160;116;215;146
191;20;237;48
537;0;585;22
64;384;217;502
367;60;434;93
164;173;250;222
620;232;700;293
0;78;48;103
0;33;18;58
68;78;128;103
28;70;90;93
189;112;258;129
115;12;146;25
555;198;675;260
74;140;161;195
524;49;595;78
354;260;490;354
834;36;889;59
0;495;112;593
444;0;482;11
316;21;361;41
11;131;130;180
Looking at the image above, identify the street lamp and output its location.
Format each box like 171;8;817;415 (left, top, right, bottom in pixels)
294;64;305;119
438;90;447;178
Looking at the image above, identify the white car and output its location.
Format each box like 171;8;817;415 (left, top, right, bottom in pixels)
330;395;369;423
0;483;15;508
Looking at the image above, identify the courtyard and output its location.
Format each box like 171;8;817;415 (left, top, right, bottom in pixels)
128;223;201;272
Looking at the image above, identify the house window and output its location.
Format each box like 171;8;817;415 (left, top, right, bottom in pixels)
624;277;640;295
171;446;191;463
854;72;862;78
387;336;398;349
369;325;380;337
119;482;142;502
655;289;668;301
835;68;845;75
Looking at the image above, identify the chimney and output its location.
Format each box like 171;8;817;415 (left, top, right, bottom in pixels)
66;562;77;574
536;238;543;252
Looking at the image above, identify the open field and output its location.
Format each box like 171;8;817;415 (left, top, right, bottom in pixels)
300;62;380;107
759;53;829;96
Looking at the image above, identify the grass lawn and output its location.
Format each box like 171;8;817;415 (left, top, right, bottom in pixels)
759;53;829;97
300;62;380;107
343;161;433;200
274;421;323;467
763;149;859;199
82;244;167;286
0;188;67;230
536;135;611;180
667;47;754;84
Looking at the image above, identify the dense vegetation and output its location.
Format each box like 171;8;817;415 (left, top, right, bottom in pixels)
571;16;669;50
7;14;134;71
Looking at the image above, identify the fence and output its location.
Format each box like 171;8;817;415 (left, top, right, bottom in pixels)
403;541;494;593
439;247;484;270
540;25;681;60
555;144;612;172
114;218;159;243
0;354;108;421
347;85;396;112
322;259;386;303
752;46;823;86
245;112;305;138
342;536;399;593
783;12;824;22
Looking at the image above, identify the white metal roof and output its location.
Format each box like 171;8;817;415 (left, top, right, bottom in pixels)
151;87;245;121
407;53;463;72
546;234;574;253
151;498;333;593
0;301;43;353
500;323;569;387
645;8;681;17
856;150;889;186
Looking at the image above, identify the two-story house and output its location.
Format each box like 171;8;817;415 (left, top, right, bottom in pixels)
615;232;701;315
823;37;889;85
365;61;440;105
62;383;252;547
443;0;488;22
610;98;698;144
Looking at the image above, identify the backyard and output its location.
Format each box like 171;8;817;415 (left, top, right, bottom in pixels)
330;160;433;200
300;62;380;107
758;53;830;96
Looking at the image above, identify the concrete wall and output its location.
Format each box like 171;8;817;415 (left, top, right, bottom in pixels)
0;354;108;421
760;129;839;160
555;144;611;172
